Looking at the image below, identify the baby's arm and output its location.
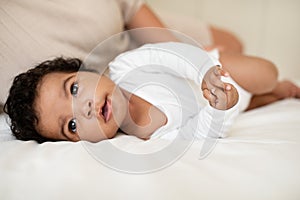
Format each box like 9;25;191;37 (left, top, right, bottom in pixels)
110;42;239;111
110;42;220;85
110;42;240;138
178;67;240;139
181;98;239;139
185;66;240;139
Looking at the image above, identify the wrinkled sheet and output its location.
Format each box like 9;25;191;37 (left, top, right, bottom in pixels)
0;99;300;200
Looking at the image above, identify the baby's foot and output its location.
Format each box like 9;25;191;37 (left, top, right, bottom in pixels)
272;80;300;99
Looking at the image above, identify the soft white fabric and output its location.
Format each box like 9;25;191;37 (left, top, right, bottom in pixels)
0;0;144;103
0;99;300;200
0;114;15;141
1;3;299;199
0;0;214;105
109;42;250;139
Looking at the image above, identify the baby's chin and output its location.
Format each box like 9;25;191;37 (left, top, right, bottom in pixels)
76;121;118;143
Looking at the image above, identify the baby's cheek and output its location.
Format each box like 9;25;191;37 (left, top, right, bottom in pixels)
77;118;105;142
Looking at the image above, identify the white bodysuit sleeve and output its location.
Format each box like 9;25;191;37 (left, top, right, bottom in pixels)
180;102;239;139
109;42;221;84
109;42;238;138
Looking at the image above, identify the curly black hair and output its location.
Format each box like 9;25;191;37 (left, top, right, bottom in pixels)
3;57;90;143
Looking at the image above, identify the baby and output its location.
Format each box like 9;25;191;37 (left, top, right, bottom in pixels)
4;42;300;143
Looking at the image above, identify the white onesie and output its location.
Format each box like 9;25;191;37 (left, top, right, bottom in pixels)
109;42;251;140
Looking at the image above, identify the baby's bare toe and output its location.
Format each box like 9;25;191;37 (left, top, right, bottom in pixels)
273;80;300;99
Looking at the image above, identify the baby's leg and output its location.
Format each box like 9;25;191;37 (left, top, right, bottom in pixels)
210;26;243;54
219;52;300;109
246;80;300;110
219;52;278;95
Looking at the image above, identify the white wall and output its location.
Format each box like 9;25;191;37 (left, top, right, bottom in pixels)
146;0;300;80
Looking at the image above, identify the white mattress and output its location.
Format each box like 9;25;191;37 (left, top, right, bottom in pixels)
0;98;300;200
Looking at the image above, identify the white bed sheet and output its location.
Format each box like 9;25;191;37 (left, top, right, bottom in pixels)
0;98;300;200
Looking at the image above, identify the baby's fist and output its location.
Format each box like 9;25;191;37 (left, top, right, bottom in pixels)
224;83;239;109
202;82;239;110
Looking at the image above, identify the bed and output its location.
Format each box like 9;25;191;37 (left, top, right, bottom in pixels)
1;1;300;199
1;98;300;200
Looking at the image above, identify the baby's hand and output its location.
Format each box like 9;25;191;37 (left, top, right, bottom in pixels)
201;66;239;110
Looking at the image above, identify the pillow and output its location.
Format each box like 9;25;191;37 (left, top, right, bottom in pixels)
0;0;144;104
0;114;15;142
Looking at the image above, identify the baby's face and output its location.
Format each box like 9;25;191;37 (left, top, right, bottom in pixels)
34;71;128;142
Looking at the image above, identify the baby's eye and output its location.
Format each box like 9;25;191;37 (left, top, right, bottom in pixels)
68;118;77;133
70;82;79;96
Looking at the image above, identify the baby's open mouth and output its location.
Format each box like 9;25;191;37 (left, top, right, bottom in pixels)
100;97;112;123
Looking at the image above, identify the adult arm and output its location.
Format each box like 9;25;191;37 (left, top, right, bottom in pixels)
125;4;179;44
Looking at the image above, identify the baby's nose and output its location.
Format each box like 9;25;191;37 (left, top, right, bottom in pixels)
74;99;94;119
